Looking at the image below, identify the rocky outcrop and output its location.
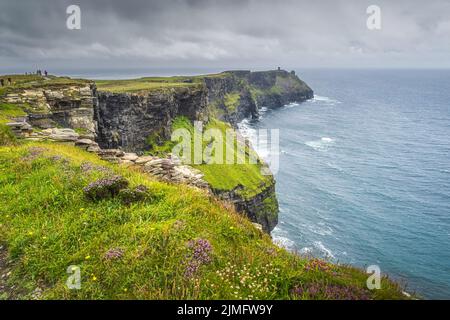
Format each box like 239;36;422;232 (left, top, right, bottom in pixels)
203;70;313;126
233;69;314;109
95;86;208;151
213;180;278;233
3;83;97;135
16;127;209;190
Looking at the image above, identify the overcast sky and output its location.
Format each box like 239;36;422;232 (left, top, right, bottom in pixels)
1;0;450;73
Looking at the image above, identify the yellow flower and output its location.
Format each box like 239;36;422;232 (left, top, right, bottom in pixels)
92;276;97;281
85;255;91;260
79;208;85;211
42;236;47;240
28;231;34;236
123;288;128;292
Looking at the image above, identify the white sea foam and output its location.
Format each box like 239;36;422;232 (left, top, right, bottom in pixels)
312;95;341;106
273;235;296;251
309;224;333;236
300;247;313;255
305;137;335;151
259;106;269;115
283;102;300;109
313;241;336;260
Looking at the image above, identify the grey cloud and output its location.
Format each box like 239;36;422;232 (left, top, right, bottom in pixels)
0;0;449;72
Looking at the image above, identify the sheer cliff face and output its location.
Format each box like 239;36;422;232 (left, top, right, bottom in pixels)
203;76;258;125
95;86;208;151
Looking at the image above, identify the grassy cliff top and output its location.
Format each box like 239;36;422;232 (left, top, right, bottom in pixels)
95;73;230;94
0;141;407;299
0;74;90;97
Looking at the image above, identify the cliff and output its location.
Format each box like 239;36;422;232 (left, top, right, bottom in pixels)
204;69;313;125
0;70;313;234
95;86;208;151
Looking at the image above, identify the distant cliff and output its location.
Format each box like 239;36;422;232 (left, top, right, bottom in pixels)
94;70;313;151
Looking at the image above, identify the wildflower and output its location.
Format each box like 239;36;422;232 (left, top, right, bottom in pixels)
85;255;91;260
28;231;34;236
104;248;124;260
184;238;213;278
92;275;97;281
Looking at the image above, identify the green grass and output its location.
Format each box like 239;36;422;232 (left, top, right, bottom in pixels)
96;79;198;93
223;93;241;113
0;103;27;124
0;142;408;299
146;116;271;199
0;74;89;91
95;73;229;94
0;103;27;146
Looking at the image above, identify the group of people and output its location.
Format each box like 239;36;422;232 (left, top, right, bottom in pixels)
24;69;48;76
1;69;50;87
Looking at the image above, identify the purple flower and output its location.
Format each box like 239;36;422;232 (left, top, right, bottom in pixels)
104;248;124;260
184;238;213;278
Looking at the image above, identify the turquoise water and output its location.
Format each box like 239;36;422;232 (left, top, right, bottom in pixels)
243;69;450;299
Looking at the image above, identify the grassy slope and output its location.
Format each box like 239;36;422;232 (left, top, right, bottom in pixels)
0;142;406;299
147;116;272;199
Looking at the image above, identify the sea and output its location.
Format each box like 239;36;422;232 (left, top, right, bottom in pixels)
239;69;450;299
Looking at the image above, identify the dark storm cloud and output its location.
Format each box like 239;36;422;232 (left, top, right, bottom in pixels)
1;0;449;70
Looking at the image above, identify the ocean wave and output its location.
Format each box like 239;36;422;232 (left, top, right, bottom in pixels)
283;102;300;109
305;137;335;151
313;241;336;260
312;95;341;105
273;235;296;251
259;106;269;115
309;223;333;236
300;247;313;255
